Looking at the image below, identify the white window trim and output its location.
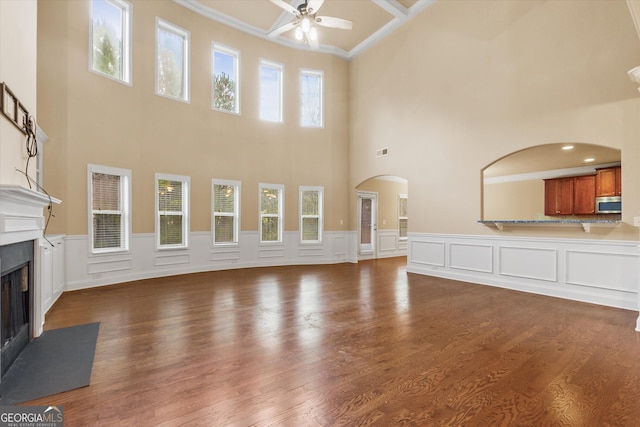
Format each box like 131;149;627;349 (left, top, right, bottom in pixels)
259;58;284;123
299;68;324;128
155;18;190;103
87;164;132;255
88;0;133;86
212;42;241;115
299;186;323;244
398;193;408;241
155;173;190;250
212;179;241;246
259;183;284;244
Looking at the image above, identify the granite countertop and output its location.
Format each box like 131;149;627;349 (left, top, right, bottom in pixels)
478;219;621;232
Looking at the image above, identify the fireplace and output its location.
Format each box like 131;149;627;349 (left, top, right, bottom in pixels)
0;185;61;382
0;240;33;377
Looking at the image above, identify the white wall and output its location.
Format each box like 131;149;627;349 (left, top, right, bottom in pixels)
0;0;38;187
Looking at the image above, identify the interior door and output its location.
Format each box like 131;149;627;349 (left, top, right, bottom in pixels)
358;192;377;257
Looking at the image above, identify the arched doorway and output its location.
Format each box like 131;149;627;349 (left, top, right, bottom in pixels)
356;175;408;260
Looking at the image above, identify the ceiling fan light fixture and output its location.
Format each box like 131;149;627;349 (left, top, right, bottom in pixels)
301;17;311;33
295;26;303;40
309;26;318;41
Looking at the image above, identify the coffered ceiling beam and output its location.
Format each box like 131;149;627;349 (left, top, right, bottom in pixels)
372;0;409;18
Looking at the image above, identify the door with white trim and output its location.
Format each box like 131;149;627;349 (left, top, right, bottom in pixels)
358;192;377;257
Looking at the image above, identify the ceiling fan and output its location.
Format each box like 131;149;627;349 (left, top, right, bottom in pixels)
267;0;353;49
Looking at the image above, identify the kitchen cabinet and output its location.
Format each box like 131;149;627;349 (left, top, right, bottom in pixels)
573;175;596;214
596;166;621;197
544;177;574;216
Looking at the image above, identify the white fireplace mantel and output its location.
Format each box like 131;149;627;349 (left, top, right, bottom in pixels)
0;185;61;246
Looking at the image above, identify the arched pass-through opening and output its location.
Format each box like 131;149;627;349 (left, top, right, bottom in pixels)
482;143;620;221
355;175;409;260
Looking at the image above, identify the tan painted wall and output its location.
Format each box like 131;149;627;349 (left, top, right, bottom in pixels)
37;0;350;236
349;0;640;239
0;0;37;187
356;177;408;230
484;180;544;221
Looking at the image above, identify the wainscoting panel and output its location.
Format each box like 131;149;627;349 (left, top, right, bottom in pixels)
450;243;493;273
379;233;397;253
409;240;445;267
333;235;347;257
376;229;407;259
64;231;354;291
407;233;639;312
566;250;639;293
154;253;190;267
88;257;133;275
498;246;557;282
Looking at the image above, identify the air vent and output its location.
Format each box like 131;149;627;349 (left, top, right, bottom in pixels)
376;147;388;158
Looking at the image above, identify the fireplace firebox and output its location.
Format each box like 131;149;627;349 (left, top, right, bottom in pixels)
0;240;34;378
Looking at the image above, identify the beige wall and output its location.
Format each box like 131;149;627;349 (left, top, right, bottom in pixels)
356;176;408;230
349;0;640;239
0;0;37;187
32;0;640;241
37;0;350;236
484;180;544;221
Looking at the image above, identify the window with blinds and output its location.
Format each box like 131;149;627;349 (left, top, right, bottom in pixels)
300;186;323;243
399;194;408;240
212;179;240;245
156;173;190;248
89;164;130;253
259;183;284;243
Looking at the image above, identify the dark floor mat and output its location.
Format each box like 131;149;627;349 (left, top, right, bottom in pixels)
0;322;100;405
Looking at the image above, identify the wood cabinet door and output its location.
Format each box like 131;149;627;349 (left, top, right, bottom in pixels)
545;178;574;215
557;178;574;215
596;168;617;196
544;179;559;216
615;166;621;195
573;175;596;214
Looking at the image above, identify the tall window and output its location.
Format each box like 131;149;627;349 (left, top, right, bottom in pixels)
156;18;190;102
156;173;190;248
259;59;283;122
399;194;408;240
90;0;132;84
300;186;323;243
259;183;284;243
212;179;240;245
88;164;131;253
212;43;240;114
300;69;323;127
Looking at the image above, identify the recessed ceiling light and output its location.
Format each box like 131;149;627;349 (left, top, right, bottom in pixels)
584;158;595;163
562;145;574;150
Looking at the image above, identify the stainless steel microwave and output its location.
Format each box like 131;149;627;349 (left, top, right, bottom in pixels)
595;196;621;214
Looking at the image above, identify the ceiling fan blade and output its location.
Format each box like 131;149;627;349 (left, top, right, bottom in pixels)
307;0;325;14
266;20;298;38
269;0;300;16
315;16;353;30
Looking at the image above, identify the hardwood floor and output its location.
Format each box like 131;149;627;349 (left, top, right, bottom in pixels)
29;257;640;426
